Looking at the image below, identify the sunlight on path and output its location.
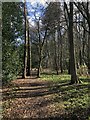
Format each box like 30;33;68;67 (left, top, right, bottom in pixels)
2;77;65;119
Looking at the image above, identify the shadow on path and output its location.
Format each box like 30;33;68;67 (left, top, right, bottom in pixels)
2;76;90;120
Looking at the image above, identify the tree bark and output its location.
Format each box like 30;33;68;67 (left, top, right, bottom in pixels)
27;21;30;76
22;0;27;78
59;27;63;73
54;29;59;75
82;21;85;65
87;26;90;74
37;55;41;78
79;49;82;66
64;2;78;83
69;2;78;84
87;3;90;74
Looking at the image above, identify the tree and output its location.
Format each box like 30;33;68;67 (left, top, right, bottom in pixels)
74;2;90;74
27;20;31;76
43;2;63;74
37;20;47;77
64;2;79;84
2;2;24;83
22;1;31;78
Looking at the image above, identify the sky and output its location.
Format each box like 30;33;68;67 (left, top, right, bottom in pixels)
25;0;48;26
21;0;88;4
21;0;47;5
27;0;47;6
22;0;61;6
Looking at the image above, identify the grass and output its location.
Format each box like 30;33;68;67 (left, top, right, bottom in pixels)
40;74;71;83
40;73;90;84
40;73;90;120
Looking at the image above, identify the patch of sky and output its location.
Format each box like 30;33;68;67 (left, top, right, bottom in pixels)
25;1;46;27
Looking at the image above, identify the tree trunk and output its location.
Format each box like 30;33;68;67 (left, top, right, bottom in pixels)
45;38;49;68
37;55;41;78
60;48;63;74
37;21;41;78
59;27;63;73
79;49;82;66
87;26;90;74
82;25;85;65
54;29;59;75
22;1;27;78
87;2;90;75
69;2;78;84
27;21;30;76
30;34;32;76
68;59;71;74
74;2;90;74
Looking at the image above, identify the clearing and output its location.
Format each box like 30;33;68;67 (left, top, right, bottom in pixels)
2;75;90;120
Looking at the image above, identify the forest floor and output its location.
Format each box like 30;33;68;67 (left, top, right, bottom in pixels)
2;74;90;120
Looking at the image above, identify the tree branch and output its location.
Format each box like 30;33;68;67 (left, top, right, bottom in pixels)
74;2;88;21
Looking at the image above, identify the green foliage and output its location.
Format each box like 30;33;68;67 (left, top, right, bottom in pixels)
2;2;24;83
64;94;89;120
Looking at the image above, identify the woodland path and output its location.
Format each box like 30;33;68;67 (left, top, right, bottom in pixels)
2;77;66;120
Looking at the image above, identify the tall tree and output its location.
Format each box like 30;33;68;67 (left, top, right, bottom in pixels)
43;2;62;74
22;0;27;78
37;20;47;77
64;2;78;84
74;2;90;74
27;20;31;76
59;26;63;73
2;2;24;83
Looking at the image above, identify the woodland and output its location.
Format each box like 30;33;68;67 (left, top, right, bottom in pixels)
1;1;90;120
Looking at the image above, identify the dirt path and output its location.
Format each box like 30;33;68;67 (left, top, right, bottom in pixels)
2;77;65;119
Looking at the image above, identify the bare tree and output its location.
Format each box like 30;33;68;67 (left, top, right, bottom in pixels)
37;20;47;77
64;2;79;84
74;2;90;74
